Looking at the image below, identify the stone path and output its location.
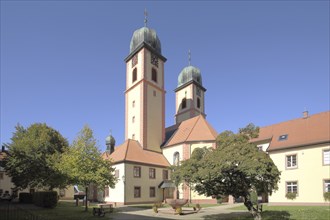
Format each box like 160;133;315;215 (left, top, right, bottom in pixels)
109;204;250;220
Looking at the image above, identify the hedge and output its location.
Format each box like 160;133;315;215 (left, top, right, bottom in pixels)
33;191;58;208
19;192;33;204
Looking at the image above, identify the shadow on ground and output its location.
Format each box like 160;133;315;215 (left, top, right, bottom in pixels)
203;210;291;220
110;212;172;220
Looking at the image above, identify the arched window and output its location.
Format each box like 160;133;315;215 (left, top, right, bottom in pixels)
132;116;135;123
132;134;135;140
182;98;187;109
197;98;201;108
152;68;157;83
173;152;180;166
132;68;137;83
132;100;135;108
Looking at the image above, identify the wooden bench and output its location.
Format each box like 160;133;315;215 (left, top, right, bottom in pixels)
92;204;113;217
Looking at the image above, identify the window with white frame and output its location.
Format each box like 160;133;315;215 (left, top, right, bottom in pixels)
173;152;180;166
133;166;141;178
149;168;156;179
323;149;330;165
286;154;297;168
324;180;330;192
115;169;119;178
286;181;298;194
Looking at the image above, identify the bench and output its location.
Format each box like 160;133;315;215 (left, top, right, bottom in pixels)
92;204;113;217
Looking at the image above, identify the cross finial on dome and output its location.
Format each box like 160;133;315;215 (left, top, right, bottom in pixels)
188;49;191;66
144;8;148;27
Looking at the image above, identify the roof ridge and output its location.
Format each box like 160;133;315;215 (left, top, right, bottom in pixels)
260;111;330;129
201;115;218;138
124;139;130;161
162;123;181;147
185;115;202;142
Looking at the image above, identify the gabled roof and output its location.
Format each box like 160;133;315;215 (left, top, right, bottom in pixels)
102;139;170;167
252;111;330;151
162;115;218;148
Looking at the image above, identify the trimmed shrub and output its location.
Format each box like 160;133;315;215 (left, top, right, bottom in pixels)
324;192;330;201
33;191;58;208
19;192;33;204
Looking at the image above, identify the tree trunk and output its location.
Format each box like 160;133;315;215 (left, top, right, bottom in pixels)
243;197;262;220
85;186;88;212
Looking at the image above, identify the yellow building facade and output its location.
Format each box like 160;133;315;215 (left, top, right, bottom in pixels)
253;111;330;205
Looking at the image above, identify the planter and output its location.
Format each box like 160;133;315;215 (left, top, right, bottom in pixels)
165;199;188;209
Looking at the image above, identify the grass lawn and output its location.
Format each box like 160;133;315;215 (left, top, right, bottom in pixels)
229;204;330;220
29;201;103;220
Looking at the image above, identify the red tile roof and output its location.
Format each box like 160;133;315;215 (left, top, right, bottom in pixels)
102;139;170;167
252;111;330;151
163;115;218;147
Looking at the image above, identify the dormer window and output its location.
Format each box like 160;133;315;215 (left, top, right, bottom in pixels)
278;134;288;141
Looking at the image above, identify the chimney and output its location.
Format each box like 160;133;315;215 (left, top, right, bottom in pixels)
303;110;309;119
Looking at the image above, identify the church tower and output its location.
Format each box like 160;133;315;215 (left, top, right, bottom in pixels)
175;52;206;124
124;15;166;152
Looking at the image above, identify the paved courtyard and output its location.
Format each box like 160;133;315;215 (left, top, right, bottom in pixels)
110;204;250;220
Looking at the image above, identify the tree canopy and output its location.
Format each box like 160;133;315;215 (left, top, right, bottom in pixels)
5;123;69;190
56;125;116;211
171;123;281;220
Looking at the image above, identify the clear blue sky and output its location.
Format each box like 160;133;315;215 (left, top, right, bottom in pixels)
1;1;329;151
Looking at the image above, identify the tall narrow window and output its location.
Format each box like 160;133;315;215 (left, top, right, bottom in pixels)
173;152;180;166
163;170;169;180
132;100;135;108
133;166;141;178
152;68;157;83
132;68;137;83
149;168;156;179
324;180;330;192
115;170;119;178
150;187;156;197
132;134;135;140
197;98;201;108
182;98;187;109
323;149;330;165
132;116;135;123
286;154;297;169
134;187;141;198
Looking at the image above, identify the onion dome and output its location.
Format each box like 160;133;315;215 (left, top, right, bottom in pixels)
177;65;203;88
105;135;115;147
129;27;162;54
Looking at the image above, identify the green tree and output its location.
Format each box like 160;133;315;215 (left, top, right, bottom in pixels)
5;123;69;190
172;124;281;220
56;125;116;211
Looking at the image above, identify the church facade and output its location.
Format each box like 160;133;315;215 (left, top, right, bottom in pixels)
102;21;218;205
